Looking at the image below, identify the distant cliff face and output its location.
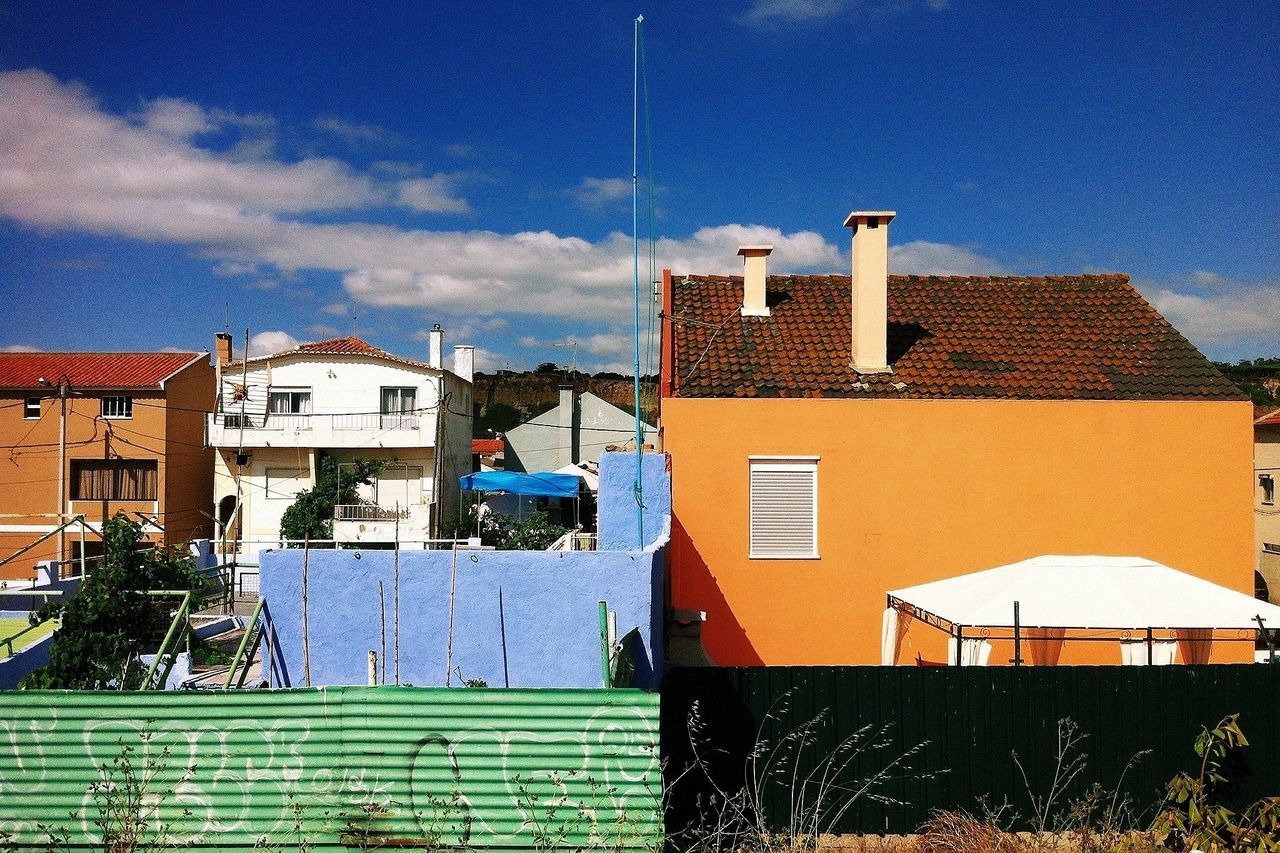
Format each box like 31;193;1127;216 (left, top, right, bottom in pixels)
470;371;658;437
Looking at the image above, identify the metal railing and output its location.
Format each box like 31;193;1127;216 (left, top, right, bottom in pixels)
547;531;598;552
334;504;413;522
237;572;260;597
212;412;421;431
142;590;193;690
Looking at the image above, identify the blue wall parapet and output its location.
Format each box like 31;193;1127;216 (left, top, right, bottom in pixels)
597;451;671;552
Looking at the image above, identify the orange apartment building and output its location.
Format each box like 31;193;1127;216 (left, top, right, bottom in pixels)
659;211;1255;666
0;352;215;581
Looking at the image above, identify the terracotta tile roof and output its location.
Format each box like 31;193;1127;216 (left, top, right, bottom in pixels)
238;337;438;372
0;352;203;390
1256;409;1280;428
295;337;385;355
668;274;1245;401
472;438;504;454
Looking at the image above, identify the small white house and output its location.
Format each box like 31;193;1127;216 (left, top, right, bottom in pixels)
209;329;473;557
503;386;655;474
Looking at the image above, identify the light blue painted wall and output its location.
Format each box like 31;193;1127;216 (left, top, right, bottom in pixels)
260;451;670;689
260;546;662;688
597;451;671;551
0;633;52;689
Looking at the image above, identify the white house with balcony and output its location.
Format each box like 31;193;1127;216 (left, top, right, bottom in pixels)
208;330;473;558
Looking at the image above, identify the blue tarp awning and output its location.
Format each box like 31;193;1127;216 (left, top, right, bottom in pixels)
458;471;582;498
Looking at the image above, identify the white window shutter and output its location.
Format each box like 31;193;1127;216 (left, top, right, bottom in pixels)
749;460;817;558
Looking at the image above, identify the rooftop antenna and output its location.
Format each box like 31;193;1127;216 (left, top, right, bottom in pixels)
630;14;647;548
223;301;230;334
552;339;580;374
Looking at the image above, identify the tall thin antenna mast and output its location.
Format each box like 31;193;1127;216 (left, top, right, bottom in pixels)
631;15;646;548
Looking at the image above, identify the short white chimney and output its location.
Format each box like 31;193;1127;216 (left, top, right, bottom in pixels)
452;345;474;384
738;245;773;317
843;211;896;374
428;323;444;369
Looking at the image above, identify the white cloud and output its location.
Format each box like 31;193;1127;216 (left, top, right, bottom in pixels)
414;317;509;344
396;173;471;214
247;330;300;357
1;344;39;352
0;69;1005;325
312;116;402;146
246;278;278;290
738;0;846;25
737;0;949;27
212;260;258;277
568;176;633;210
519;332;633;358
1192;269;1227;286
445;143;479;159
307;324;339;338
890;240;1007;276
1147;277;1280;350
455;345;508;373
136;97;216;138
0;69;391;229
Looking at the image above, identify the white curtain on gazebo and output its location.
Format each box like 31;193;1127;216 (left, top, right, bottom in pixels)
1120;640;1177;665
947;637;992;666
880;608;908;666
886;555;1280;666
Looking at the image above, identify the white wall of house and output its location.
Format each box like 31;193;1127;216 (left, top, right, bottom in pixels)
504;390;655;473
210;352;471;554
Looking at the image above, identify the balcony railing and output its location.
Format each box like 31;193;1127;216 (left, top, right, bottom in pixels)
547;531;598;552
334;504;413;522
214;412;420;431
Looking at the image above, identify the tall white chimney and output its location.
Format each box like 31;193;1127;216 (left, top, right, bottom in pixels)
558;384;576;467
843;210;896;374
737;244;773;317
428;323;444;369
452;345;474;384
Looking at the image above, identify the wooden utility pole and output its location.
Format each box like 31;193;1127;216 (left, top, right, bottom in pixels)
55;380;69;568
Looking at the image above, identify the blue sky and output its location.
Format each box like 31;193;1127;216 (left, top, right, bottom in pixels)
0;1;1276;371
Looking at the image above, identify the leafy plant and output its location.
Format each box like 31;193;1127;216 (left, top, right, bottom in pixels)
279;454;384;543
21;517;201;690
492;510;570;551
36;728;197;853
1152;714;1280;851
676;692;934;853
443;506;569;551
512;770;655;853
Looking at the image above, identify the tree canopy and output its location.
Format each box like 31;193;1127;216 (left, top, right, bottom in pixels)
21;517;201;690
279;454;384;542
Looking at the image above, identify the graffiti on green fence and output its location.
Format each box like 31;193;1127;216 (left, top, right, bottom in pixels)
0;688;661;850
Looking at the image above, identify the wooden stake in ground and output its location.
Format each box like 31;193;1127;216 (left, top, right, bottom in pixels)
379;579;387;685
445;541;459;686
302;534;311;687
394;513;401;685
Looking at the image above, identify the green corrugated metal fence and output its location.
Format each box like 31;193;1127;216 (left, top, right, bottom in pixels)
0;686;661;850
662;665;1280;837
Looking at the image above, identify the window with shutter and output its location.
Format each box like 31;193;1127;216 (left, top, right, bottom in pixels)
749;458;818;559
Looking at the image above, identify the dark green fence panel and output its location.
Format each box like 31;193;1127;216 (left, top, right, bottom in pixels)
661;665;1280;837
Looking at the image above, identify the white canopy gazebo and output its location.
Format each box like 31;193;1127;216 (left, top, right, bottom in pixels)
552;462;600;492
883;555;1280;666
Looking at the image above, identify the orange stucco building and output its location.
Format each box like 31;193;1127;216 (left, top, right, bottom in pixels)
0;352;214;581
660;212;1255;666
